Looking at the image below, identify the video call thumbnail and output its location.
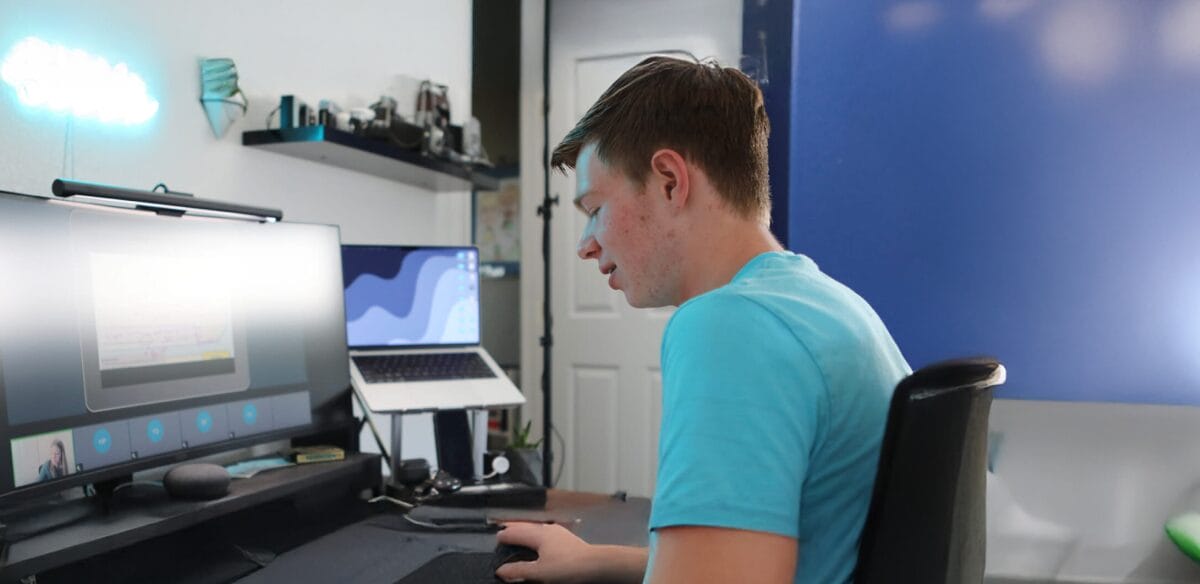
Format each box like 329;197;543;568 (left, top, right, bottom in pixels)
10;430;75;488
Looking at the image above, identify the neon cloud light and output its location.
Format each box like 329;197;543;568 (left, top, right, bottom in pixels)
1;37;159;125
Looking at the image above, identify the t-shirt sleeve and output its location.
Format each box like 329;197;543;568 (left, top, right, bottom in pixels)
649;292;826;539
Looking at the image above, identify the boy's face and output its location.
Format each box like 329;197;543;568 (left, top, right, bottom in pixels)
574;143;681;308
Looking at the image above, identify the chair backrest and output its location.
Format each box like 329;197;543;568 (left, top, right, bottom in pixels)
854;357;1006;584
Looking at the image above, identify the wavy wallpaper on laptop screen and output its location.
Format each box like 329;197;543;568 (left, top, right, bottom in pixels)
342;247;480;347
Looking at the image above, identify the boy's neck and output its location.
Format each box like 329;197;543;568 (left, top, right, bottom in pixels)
675;219;783;304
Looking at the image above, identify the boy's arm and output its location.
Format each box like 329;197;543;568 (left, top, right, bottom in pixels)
495;522;647;584
591;544;651;583
649;526;797;584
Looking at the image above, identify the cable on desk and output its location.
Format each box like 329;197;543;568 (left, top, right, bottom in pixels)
399;513;499;533
401;514;445;530
368;495;415;510
232;543;276;568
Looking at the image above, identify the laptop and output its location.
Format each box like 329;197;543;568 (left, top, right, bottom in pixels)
342;245;525;413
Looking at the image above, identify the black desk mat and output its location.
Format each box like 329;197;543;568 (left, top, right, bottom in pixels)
233;514;496;584
233;496;650;584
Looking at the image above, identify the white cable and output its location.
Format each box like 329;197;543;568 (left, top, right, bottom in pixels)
479;453;510;480
368;495;414;509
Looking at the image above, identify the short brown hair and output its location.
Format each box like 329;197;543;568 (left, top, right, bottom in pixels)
551;56;771;222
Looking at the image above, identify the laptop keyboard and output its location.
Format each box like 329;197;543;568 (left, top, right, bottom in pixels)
355;353;497;383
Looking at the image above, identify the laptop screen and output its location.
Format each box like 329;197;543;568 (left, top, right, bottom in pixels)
341;245;480;348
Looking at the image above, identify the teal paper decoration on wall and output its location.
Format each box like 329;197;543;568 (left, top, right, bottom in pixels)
200;57;247;138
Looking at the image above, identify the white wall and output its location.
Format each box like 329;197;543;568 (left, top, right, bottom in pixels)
0;0;473;241
989;400;1200;583
0;0;478;465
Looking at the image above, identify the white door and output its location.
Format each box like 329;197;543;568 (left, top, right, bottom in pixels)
523;0;743;496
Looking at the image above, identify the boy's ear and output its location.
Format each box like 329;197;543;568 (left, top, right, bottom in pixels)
650;149;690;209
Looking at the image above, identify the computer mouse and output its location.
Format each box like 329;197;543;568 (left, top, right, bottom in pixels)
492;542;538;571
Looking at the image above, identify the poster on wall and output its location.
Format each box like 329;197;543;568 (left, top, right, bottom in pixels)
474;178;520;264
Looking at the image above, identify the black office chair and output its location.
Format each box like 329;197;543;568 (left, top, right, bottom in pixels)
854;357;1006;584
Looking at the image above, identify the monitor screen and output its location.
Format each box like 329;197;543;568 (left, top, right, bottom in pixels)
341;245;480;348
0;192;350;499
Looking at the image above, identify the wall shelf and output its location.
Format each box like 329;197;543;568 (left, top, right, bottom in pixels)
242;126;499;192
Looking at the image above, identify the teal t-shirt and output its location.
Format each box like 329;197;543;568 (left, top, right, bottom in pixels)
645;251;910;584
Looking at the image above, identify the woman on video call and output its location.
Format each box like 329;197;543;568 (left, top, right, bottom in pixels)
37;439;68;481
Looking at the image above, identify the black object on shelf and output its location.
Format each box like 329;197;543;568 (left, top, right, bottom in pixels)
242;126;499;192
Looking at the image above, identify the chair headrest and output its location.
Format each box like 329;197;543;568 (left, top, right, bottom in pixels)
897;356;1006;395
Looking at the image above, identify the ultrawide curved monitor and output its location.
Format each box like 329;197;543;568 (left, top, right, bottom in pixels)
0;191;350;501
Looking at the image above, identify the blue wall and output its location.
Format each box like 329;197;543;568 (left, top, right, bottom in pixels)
743;0;797;245
787;1;1200;404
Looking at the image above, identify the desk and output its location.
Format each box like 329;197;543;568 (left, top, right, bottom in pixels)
2;482;648;583
233;490;650;583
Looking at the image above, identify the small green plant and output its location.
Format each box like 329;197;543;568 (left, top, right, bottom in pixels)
510;420;543;450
